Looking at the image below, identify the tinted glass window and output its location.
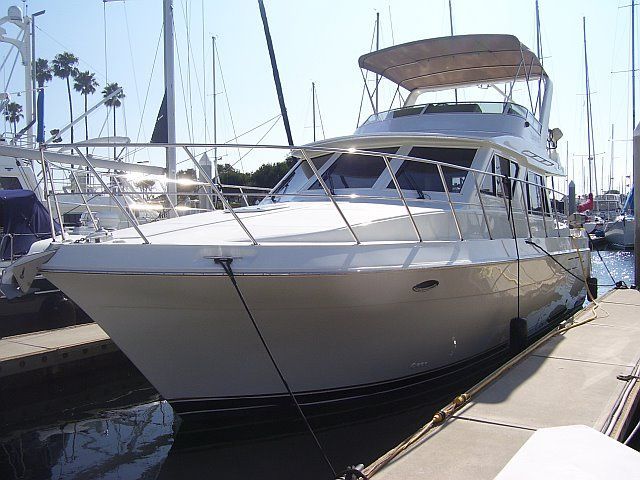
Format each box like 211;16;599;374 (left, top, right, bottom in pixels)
309;148;398;190
272;154;331;200
527;172;545;214
481;156;519;197
388;147;476;194
0;177;22;190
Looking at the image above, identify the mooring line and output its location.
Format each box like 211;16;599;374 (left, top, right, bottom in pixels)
214;257;337;478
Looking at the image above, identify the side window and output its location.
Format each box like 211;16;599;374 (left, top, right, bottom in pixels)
527;172;546;215
482;156;518;198
480;157;496;195
388;147;476;194
272;154;332;201
0;177;22;190
309;148;398;191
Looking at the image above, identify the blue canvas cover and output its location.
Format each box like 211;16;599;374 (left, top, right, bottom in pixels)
0;190;60;261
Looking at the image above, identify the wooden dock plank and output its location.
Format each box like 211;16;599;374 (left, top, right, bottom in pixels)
0;324;115;377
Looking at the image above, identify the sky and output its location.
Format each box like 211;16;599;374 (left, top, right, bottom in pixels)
0;0;636;195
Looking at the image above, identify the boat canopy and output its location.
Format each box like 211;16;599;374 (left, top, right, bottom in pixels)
358;34;545;92
0;189;59;260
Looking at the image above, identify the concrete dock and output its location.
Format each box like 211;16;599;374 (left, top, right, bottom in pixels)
370;288;640;479
0;323;115;379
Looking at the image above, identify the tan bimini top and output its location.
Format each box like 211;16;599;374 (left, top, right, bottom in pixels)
358;34;545;92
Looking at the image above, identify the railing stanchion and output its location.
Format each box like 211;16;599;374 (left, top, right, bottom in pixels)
182;146;258;245
72;147;150;244
156;176;180;218
550;177;561;237
68;168;100;231
437;164;463;241
471;171;492;240
40;149;68;241
38;152;57;242
383;155;422;242
299;149;360;244
519;178;533;238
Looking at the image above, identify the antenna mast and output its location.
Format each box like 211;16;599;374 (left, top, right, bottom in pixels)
212;36;218;182
583;17;594;194
375;11;380;114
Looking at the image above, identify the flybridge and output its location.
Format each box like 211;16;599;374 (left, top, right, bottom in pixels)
357;34;556;159
358;34;545;93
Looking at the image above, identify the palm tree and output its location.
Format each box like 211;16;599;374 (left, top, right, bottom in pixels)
73;71;99;145
102;82;125;160
35;58;52;88
3;102;24;138
52;52;78;143
102;82;125;137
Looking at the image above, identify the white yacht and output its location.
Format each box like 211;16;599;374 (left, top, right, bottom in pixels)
604;187;634;249
31;35;589;416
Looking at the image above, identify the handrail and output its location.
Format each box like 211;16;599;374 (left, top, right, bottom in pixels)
69;148;150;244
38;141;568;246
299;148;361;244
182;146;258;245
382;154;422;242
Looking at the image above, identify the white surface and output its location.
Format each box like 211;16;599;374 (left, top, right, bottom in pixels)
495;425;640;479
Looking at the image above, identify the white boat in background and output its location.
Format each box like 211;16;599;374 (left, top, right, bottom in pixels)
27;34;589;416
605;187;634;249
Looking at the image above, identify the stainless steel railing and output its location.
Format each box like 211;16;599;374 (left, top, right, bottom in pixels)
40;142;568;246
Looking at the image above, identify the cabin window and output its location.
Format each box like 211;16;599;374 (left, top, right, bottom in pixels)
389;147;476;194
309;148;398;191
480;156;519;197
527;172;549;215
0;177;22;190
271;154;332;200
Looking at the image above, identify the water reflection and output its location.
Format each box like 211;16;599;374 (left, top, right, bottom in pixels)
1;401;174;480
590;249;635;296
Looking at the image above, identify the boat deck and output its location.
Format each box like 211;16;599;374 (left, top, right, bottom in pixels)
370;288;640;479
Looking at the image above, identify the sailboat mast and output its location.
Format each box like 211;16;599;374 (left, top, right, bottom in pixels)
610;124;615;191
633;0;636;128
163;0;177;210
449;0;457;103
583;17;593;194
375;12;380;114
257;0;294;146
312;82;316;142
212;36;218;182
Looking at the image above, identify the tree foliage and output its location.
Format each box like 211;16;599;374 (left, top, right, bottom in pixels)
35;58;52;88
3;102;23;135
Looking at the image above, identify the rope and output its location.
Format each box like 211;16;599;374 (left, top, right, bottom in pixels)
525;239;617;287
215;44;243;170
589;237;618;286
172;20;194;142
230;115;282;168
363;234;605;478
214;258;336;478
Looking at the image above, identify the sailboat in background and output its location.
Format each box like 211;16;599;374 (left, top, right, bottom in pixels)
604;187;635;248
604;3;636;249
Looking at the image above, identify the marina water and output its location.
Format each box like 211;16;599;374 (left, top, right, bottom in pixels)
0;249;635;480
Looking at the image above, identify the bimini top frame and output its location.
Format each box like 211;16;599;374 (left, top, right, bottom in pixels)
359;34;545;93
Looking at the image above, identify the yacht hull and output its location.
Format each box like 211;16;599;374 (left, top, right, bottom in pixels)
41;237;589;416
604;217;635;249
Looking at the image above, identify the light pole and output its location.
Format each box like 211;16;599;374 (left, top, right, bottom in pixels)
31;9;45;139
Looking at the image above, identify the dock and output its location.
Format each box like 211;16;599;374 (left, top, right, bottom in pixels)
0;323;115;380
368;288;640;479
